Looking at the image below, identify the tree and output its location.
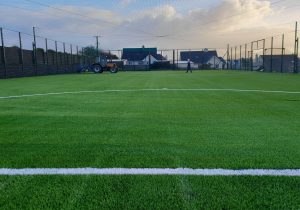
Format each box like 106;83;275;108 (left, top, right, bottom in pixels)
81;46;118;59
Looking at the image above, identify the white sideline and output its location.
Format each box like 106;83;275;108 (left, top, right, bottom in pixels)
1;168;300;176
1;88;300;99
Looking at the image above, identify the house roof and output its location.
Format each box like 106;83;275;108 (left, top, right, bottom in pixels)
180;51;218;64
122;48;165;61
123;48;157;54
218;57;226;63
152;54;166;61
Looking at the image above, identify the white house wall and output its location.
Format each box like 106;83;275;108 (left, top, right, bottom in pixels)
143;55;158;65
207;56;224;69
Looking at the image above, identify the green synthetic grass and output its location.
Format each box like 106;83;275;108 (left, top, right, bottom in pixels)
0;70;300;209
1;176;300;210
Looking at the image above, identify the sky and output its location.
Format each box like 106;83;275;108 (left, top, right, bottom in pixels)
0;0;299;53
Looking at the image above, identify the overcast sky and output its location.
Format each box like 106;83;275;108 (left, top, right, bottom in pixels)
0;0;299;52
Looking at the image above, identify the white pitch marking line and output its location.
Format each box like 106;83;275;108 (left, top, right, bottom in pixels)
1;88;300;100
1;168;300;176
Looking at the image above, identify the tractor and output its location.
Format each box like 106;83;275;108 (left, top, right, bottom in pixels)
91;56;119;73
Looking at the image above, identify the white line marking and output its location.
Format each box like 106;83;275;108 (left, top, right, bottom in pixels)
1;88;300;99
1;168;300;176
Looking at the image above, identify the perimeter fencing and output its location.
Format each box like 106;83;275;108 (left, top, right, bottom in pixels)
227;22;299;73
1;22;299;79
109;48;228;72
0;27;92;79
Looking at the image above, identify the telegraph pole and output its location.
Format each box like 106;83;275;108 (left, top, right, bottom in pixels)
94;35;101;57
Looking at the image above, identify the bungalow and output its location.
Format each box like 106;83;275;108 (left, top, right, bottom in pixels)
180;50;225;69
122;47;166;65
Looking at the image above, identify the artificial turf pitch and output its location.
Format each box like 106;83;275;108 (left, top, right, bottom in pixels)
0;70;300;209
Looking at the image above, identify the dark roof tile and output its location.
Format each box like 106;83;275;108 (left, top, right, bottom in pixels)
180;51;218;64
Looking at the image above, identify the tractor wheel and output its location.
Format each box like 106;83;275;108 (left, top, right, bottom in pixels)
110;67;118;73
92;64;103;73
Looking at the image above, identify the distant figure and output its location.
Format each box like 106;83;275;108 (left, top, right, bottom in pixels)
186;59;192;73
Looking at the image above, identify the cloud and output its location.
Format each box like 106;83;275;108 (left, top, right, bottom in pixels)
119;0;136;8
0;0;297;52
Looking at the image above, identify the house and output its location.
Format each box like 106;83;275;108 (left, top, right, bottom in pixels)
180;50;225;69
122;47;166;65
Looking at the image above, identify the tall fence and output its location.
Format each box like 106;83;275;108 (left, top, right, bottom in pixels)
109;48;227;71
0;27;92;79
1;22;299;79
227;22;299;73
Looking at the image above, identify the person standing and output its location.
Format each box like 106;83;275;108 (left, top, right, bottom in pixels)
186;59;192;73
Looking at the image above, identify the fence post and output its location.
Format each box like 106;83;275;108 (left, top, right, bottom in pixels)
297;38;299;73
251;42;253;71
70;44;73;72
263;39;265;71
230;47;233;69
227;44;229;70
63;43;66;73
234;46;237;70
270;37;274;72
76;46;79;64
245;44;247;70
240;45;242;70
173;49;175;70
294;21;298;73
0;28;7;78
148;51;151;70
55;41;58;73
19;32;24;75
45;38;48;74
281;34;284;73
176;49;179;69
82;47;85;65
33;27;37;75
214;55;216;69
